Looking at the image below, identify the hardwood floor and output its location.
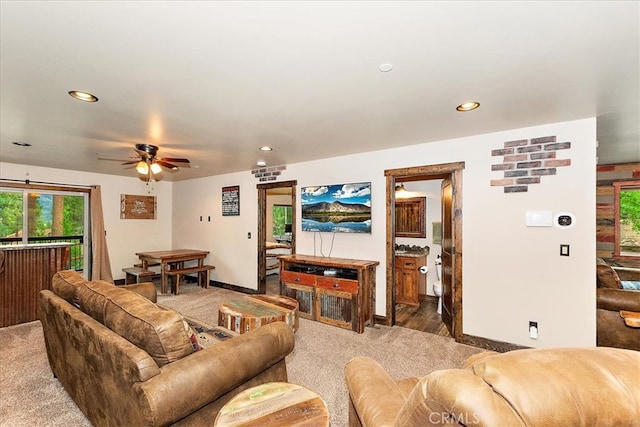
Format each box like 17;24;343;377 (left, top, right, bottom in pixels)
395;296;451;337
266;273;280;295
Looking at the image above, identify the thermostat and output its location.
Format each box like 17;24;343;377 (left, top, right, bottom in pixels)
554;212;575;229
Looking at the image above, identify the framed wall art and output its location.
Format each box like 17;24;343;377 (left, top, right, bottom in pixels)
120;194;156;219
222;185;240;216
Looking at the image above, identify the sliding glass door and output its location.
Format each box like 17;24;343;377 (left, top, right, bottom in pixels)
0;188;89;274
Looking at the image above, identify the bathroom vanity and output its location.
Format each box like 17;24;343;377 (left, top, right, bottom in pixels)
395;253;427;306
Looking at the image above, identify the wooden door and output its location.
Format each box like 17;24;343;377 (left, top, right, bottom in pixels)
441;178;454;336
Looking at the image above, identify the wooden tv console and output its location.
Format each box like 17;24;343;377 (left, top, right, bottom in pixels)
278;254;379;333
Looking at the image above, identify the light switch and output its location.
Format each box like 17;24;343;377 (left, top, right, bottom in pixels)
560;244;570;256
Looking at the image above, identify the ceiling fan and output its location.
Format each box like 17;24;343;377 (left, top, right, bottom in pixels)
100;143;191;181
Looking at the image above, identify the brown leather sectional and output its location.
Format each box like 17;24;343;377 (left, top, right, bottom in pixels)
345;347;640;426
39;270;295;426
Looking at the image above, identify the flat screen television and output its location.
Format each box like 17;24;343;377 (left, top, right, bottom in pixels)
301;182;371;233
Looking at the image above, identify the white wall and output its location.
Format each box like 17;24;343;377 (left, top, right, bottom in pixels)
172;118;596;348
172;171;261;288
2;117;597;348
0;162;173;280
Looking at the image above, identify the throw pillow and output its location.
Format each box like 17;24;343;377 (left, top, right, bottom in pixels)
621;281;640;290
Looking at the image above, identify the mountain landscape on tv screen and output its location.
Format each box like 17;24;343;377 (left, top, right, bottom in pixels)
301;182;372;233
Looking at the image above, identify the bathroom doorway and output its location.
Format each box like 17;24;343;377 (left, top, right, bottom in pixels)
257;180;297;295
385;162;464;341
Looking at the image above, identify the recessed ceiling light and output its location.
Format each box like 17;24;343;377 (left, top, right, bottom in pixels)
456;101;480;112
68;90;98;102
259;146;273;151
379;63;393;72
12;141;32;147
257;161;266;167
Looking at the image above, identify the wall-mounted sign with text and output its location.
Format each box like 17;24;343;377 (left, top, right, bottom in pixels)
222;185;240;216
121;194;157;219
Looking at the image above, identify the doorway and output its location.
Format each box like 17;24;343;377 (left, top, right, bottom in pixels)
257;180;297;294
385;162;464;341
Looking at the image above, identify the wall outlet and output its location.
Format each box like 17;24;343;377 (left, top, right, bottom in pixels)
247;232;252;239
529;321;538;339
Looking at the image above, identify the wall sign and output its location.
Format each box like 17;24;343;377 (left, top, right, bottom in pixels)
222;185;240;216
121;194;156;219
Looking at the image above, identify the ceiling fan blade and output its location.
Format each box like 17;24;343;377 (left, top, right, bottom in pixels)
160;157;190;164
134;147;152;158
121;160;139;165
156;160;180;170
98;157;132;162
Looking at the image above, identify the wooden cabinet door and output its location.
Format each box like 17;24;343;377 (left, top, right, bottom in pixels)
281;281;315;319
395;256;420;306
316;287;354;330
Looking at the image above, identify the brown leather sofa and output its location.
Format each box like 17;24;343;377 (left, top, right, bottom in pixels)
596;259;640;350
39;270;295;426
345;347;640;427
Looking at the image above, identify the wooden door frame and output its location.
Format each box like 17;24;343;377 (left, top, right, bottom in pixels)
257;180;297;294
384;162;464;341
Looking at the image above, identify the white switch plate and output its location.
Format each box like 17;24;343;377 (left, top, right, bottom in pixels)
525;211;553;227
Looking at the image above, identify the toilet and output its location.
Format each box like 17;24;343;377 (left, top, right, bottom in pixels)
433;258;442;315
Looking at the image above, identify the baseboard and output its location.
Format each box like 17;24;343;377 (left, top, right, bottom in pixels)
459;334;530;353
374;315;387;325
210;280;259;295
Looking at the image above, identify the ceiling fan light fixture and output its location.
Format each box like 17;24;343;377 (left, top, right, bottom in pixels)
150;162;162;174
136;161;149;174
68;90;98;102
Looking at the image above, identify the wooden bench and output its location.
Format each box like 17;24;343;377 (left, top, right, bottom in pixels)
134;262;160;268
122;266;156;284
165;265;215;295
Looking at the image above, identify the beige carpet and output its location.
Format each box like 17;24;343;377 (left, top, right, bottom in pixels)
0;283;482;427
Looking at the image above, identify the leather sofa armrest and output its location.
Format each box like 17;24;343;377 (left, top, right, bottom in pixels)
597;288;640;312
612;266;640;282
136;321;294;426
120;281;157;303
344;356;407;427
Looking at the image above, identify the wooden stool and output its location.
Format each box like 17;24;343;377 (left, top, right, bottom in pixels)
218;294;299;334
215;382;329;426
122;267;155;284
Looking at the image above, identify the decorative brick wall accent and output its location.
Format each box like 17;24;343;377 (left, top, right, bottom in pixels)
491;136;571;192
596;162;640;268
251;165;287;182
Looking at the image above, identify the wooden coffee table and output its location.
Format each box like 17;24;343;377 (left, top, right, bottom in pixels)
218;294;299;334
214;382;329;427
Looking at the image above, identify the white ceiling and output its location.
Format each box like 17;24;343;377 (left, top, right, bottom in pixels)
1;1;638;182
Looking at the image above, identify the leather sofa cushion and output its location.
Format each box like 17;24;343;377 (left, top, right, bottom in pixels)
467;347;640;426
596;262;622;289
52;269;87;304
77;280;194;367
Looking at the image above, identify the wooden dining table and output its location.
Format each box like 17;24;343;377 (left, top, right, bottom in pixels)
135;249;210;294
